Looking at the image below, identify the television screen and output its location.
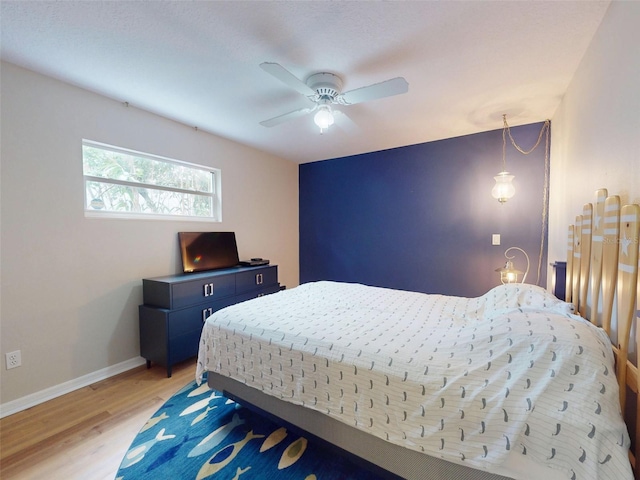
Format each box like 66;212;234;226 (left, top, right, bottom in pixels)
178;232;240;273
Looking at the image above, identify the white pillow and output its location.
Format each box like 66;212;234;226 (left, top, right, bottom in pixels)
481;283;575;317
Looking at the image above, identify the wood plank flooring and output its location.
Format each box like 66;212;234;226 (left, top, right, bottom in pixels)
0;359;197;480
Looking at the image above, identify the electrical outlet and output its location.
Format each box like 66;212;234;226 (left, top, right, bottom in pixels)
6;350;21;370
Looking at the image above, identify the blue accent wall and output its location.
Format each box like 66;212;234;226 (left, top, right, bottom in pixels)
299;122;549;297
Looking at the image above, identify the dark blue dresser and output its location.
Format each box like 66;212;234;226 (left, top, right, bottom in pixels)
139;265;279;376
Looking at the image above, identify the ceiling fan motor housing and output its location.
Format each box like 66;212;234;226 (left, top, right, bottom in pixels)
306;72;343;101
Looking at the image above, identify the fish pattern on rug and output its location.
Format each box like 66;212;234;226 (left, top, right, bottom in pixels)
116;374;385;479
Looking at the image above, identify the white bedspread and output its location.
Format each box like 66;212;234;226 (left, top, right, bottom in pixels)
196;281;632;480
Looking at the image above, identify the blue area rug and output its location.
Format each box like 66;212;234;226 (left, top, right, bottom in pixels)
116;374;387;479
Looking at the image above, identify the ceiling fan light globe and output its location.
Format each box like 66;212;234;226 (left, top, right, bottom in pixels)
314;107;334;131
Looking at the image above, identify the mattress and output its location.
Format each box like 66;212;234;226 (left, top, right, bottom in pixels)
196;281;632;480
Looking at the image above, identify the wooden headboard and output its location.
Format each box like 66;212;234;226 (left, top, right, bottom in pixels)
566;188;639;474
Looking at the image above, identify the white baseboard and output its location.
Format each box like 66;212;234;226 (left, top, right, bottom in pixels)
0;357;147;418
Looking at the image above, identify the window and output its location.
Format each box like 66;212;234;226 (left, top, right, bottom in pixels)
82;140;220;221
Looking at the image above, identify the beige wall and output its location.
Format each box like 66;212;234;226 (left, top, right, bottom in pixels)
548;1;639;281
0;62;299;406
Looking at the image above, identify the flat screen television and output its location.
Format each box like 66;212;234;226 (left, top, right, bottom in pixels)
178;232;240;273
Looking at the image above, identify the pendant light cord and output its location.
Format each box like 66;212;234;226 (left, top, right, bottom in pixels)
502;115;551;286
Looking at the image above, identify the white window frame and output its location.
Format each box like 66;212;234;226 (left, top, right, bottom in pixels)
82;140;221;221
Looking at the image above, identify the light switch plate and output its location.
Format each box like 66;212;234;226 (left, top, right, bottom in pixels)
492;234;501;246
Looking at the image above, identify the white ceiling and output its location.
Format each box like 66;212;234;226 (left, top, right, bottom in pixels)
0;1;610;163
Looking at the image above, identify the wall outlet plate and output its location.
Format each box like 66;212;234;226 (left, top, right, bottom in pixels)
6;350;21;369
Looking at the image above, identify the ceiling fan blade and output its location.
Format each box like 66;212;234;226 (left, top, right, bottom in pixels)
260;62;316;97
259;106;316;127
339;77;408;105
333;109;359;134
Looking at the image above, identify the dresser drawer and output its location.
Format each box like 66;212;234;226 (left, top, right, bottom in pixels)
140;297;235;339
170;297;237;335
171;276;235;309
143;273;235;309
236;266;278;294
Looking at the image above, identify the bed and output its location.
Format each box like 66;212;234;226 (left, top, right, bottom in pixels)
196;188;638;480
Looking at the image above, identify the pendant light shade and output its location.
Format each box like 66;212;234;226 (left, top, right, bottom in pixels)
491;171;515;204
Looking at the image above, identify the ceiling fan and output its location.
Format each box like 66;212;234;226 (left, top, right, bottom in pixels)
259;62;409;133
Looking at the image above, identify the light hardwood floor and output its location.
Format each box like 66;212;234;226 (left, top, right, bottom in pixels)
0;359;197;479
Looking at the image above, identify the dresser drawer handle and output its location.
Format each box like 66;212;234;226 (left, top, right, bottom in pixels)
202;307;213;322
203;282;214;297
256;273;263;285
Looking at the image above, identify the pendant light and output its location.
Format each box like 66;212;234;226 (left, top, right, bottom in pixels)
492;114;550;204
492;115;515;204
490;115;551;288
